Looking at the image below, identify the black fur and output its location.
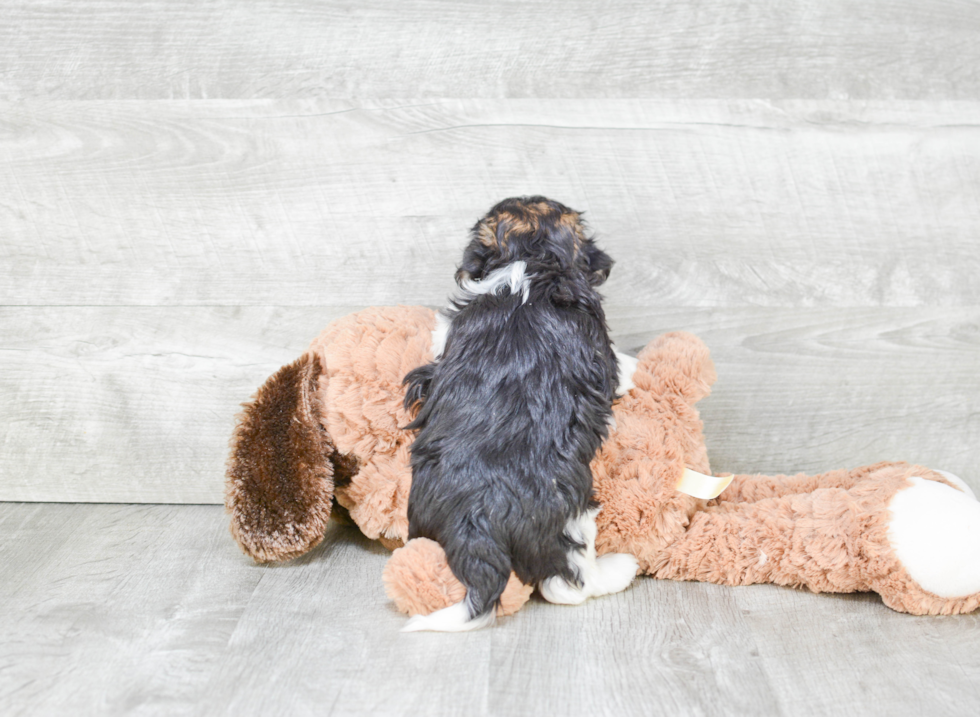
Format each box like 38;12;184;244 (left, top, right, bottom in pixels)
403;196;618;622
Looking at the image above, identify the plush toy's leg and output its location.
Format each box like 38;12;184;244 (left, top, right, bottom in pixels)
652;463;980;614
710;461;917;505
226;353;336;562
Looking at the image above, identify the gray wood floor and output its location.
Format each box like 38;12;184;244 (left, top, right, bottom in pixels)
2;502;979;717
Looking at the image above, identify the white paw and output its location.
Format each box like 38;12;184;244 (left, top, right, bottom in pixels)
539;574;590;605
888;477;980;598
594;553;640;595
538;553;639;605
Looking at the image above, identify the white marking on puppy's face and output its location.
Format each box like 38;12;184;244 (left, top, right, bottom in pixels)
458;261;532;305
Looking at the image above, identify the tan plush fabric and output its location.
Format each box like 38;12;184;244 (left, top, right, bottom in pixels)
592;332;715;572
308;306;435;545
674;462;979;616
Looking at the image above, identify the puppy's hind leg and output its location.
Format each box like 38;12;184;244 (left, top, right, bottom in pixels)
539;508;639;605
401;537;511;633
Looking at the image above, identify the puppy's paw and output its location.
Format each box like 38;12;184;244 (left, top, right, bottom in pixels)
538;575;590;605
539;553;639;605
594;553;639;596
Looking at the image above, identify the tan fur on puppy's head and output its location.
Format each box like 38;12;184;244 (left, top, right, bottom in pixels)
457;196;612;287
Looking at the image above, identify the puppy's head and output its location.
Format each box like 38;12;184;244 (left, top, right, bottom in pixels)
456;196;613;287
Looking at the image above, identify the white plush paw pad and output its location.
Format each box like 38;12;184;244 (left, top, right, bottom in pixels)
935;470;977;501
888;477;980;598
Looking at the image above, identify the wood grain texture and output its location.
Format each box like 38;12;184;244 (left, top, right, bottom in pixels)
2;99;979;308
1;5;978;508
0;504;264;716
3;3;980;712
2;503;979;716
0;306;358;503
1;1;980;100
616;307;980;482
1;306;977;503
731;587;980;715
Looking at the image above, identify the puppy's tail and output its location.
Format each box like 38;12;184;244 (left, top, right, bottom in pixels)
400;593;497;633
401;543;511;633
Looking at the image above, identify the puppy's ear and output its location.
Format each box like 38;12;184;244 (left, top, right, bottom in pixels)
455;219;499;282
582;242;614;286
455;242;487;283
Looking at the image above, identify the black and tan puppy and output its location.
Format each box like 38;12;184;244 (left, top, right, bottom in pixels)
401;196;639;631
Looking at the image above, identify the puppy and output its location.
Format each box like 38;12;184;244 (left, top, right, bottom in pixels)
401;196;639;632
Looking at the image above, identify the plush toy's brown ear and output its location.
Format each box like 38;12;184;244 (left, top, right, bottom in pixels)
226;352;335;562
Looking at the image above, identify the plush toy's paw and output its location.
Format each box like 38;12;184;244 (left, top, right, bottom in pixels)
888;474;980;600
539;552;639;605
934;469;977;500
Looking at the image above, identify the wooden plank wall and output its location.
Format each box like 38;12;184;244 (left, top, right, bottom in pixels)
1;1;978;502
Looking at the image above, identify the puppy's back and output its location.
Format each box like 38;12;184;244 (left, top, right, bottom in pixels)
406;274;616;621
402;196;620;631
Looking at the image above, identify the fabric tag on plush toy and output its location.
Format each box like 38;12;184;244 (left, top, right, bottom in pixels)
676;468;733;500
